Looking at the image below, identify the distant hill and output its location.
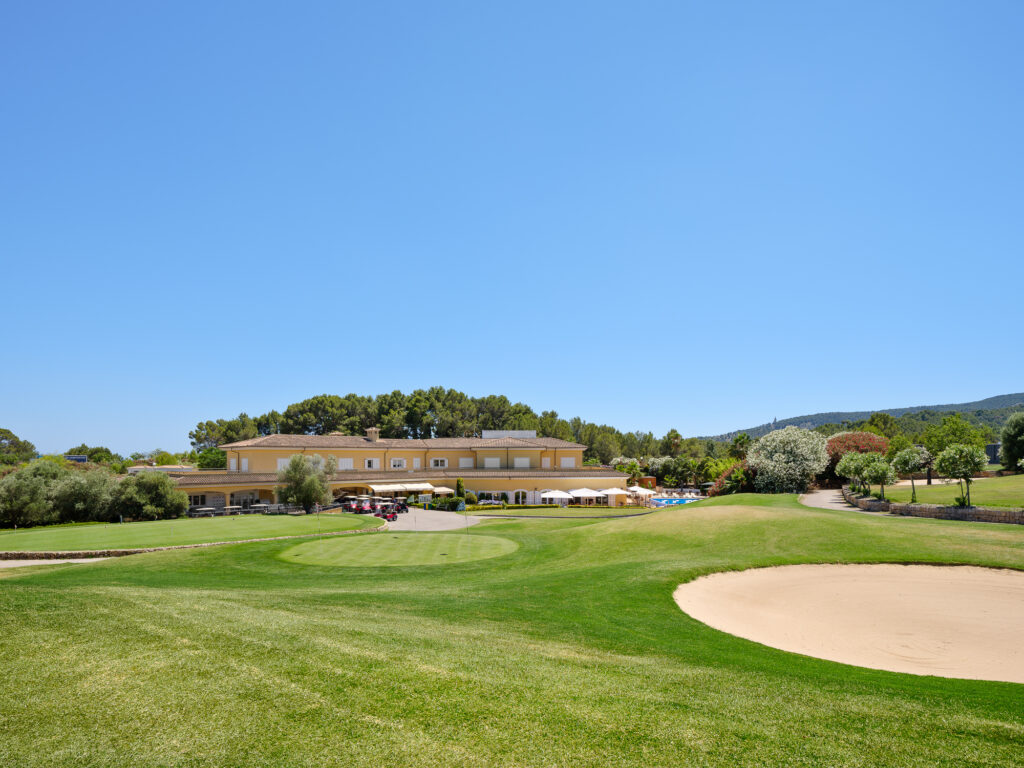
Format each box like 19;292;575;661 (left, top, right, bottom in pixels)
707;393;1024;441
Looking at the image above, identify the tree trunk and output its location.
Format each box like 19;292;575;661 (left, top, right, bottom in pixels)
910;475;917;503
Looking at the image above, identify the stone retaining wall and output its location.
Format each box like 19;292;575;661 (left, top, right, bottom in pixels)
841;487;1024;525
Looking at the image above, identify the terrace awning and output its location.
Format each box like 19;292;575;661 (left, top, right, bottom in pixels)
432;486;455;495
569;487;601;498
367;482;435;493
600;488;630;496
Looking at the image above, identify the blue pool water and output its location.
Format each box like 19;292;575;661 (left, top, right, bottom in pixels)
651;498;702;506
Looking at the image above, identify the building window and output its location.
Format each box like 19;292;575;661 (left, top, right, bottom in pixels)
229;458;237;471
189;494;206;506
277;458;289;471
431;458;448;469
365;458;380;470
560;457;576;468
338;458;353;470
542;457;551;468
458;457;473;468
241;458;248;472
484;457;500;469
413;457;421;469
514;490;527;504
513;457;529;469
391;458;406;469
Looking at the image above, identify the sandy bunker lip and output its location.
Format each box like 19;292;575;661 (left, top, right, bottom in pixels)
673;564;1024;684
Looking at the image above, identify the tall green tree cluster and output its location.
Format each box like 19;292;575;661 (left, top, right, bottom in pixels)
187;389;695;464
0;461;187;528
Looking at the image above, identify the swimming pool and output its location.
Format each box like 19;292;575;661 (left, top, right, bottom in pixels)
651;498;703;506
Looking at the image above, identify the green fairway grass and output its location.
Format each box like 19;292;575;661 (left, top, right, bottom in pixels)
0;513;381;551
282;532;518;566
879;473;1024;508
1;494;1023;767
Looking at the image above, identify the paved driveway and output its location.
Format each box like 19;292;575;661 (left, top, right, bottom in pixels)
387;507;481;532
798;488;885;515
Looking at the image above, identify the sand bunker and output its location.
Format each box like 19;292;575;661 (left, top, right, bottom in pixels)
674;564;1024;684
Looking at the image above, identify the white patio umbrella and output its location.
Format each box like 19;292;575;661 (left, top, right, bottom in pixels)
600;487;631;507
569;488;600;498
432;486;455;495
628;485;655;496
540;490;573;500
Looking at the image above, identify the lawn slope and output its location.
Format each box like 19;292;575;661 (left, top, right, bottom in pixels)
881;473;1024;508
0;512;380;551
1;494;1022;767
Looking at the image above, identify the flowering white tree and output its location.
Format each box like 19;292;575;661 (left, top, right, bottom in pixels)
748;427;829;493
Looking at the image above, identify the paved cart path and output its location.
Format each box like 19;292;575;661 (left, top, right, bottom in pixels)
387;507;481;532
799;488;860;512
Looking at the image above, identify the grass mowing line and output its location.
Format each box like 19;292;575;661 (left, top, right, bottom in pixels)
0;512;382;552
280;532;519;567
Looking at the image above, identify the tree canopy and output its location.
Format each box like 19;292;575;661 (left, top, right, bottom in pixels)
999;412;1024;470
0;428;37;466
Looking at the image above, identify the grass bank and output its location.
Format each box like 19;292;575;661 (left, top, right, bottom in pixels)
0;512;381;551
879;473;1024;508
1;494;1022;766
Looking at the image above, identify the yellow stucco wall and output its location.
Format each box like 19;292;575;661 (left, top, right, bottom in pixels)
222;446;584;473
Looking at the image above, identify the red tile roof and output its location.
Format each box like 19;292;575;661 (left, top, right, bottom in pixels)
219;434;587;450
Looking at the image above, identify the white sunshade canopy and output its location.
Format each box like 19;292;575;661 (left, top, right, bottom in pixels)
569;487;601;498
628;485;656;496
540;490;574;500
432;486;455;495
600;488;630;495
368;482;434;493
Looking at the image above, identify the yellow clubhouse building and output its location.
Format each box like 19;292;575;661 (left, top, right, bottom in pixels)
175;428;629;508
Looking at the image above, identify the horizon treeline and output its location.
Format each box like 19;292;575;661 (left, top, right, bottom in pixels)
188;388;700;464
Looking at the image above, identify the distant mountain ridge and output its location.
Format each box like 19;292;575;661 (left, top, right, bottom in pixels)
707;392;1024;441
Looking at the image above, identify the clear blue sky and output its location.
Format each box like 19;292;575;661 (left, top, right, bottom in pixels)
2;1;1022;455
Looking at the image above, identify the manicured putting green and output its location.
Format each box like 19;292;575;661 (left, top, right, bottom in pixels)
281;532;518;566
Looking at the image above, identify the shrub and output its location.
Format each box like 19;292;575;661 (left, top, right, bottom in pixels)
465;491;478;504
275;454;332;513
863;456;897;500
49;468;117;523
821;432;890;486
836;451;874;492
455;478;465;497
748;427;829;494
196;447;227;469
935;444;987;507
707;461;754;497
0;460;65;527
435;496;466;511
111;472;188;521
1000;412;1024;472
891;446;931;503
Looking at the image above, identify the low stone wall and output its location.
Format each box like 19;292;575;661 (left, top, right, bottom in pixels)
841;487;1024;525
